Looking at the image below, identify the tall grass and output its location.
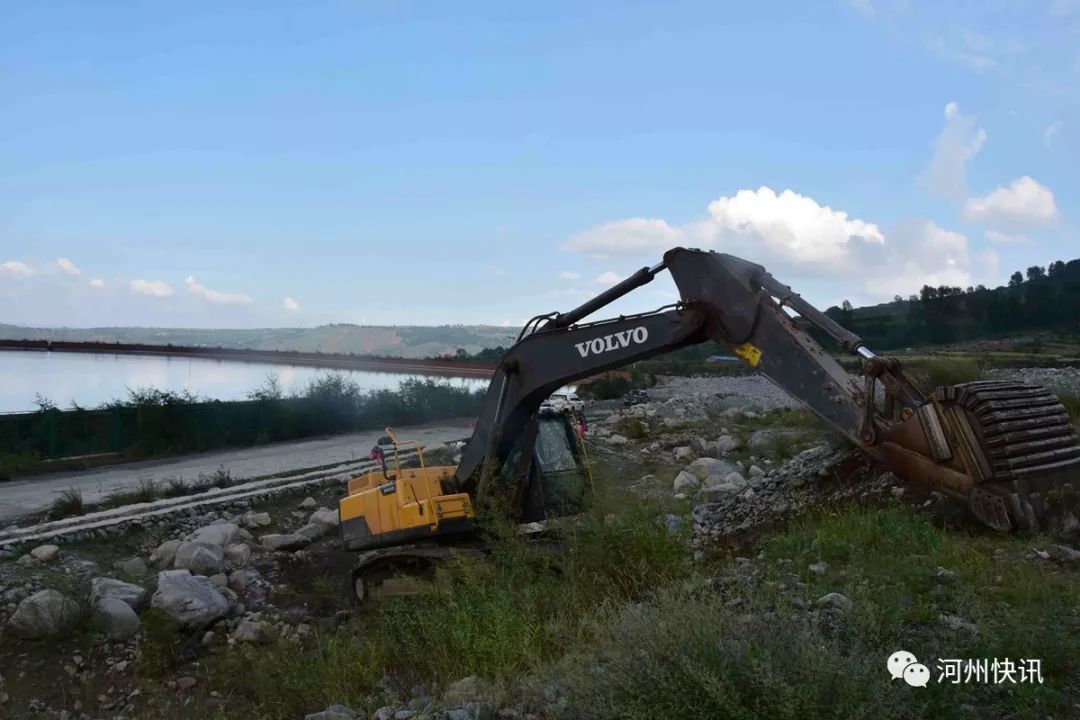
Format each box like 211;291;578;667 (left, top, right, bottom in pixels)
905;357;987;390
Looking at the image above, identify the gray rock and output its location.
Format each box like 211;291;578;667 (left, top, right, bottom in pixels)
29;544;60;562
90;577;148;610
939;613;979;635
297;522;330;541
1044;544;1080;564
91;597;140;640
224;543;252;567
177;676;197;690
309;508;339;528
373;708;395;720
712;435;741;453
687;457;737;480
723;471;747;486
748;464;765;478
665;514;684;535
303;705;356;720
748;428;805;456
673;471;699;493
261;533;311;551
394;711;415;720
607;434;629;446
232;617;267;643
1062;515;1080;538
298;496;318;510
444;675;480;704
227;568;261;594
151;570;230;629
814;592;853;614
173;541;225;576
446;711;472;720
934;566;957;584
209;573;228;588
117;557;148;575
6;589;82;638
699;482;744;501
190;522;248;548
808;562;827;576
149;540;181;569
243;512;272;529
673;446;694;462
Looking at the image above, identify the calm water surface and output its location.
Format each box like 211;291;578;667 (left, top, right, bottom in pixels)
0;350;486;413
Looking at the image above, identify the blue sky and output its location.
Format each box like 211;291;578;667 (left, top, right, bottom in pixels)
1;1;1076;328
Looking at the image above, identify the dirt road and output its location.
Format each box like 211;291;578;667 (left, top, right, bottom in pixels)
0;419;474;524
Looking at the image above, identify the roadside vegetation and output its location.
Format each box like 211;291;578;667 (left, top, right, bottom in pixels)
0;375;483;478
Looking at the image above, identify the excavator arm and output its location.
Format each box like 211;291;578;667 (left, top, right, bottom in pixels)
454;247;1080;531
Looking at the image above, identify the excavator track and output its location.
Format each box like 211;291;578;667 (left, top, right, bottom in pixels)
937;380;1080;530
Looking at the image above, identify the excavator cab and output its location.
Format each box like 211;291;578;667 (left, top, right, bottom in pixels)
501;405;591;523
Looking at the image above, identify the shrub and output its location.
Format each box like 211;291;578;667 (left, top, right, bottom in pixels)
48;487;85;519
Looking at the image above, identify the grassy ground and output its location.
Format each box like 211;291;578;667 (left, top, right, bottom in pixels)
4;452;1079;720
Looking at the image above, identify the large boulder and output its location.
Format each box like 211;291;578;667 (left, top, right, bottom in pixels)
711;435;742;454
243;512;272;529
224;543;252;567
149;540;181;569
261;533;311;551
90;577;148;610
297;523;330;541
151;570;231;629
6;589;82;639
91;597;140;640
190;522;249;548
686;457;737;481
309;508;339;529
747;429;806;457
672;471;699;493
173;541;225;576
29;544;60;562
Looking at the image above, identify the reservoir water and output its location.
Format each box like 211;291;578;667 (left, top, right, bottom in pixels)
0;350;486;413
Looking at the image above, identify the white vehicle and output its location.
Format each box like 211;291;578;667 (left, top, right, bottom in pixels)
548;390;584;413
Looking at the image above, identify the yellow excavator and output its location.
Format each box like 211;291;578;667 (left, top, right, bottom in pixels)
338;247;1080;600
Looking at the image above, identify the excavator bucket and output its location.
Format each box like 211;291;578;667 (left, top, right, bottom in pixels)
880;381;1080;531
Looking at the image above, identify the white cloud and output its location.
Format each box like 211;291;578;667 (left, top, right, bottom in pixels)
56;257;81;276
185;276;253;304
1043;121;1062;147
697;187;885;267
557;271;580;281
566;218;684;257
984;230;1030;245
130;279;174;297
566;187;988;303
919;102;987;199
566;187;885;274
963;176;1057;226
282;296;300;312
865;220;978;297
595;271;622;286
0;260;33;276
89;278;106;288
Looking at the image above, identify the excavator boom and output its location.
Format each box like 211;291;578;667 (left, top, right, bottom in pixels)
454;247;1080;531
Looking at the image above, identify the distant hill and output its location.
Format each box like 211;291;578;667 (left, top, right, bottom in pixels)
0;323;518;359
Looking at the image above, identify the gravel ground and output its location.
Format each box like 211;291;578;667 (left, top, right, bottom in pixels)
647;375;802;411
987;366;1080;397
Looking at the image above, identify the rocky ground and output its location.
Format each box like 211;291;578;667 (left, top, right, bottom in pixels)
1;369;1078;720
